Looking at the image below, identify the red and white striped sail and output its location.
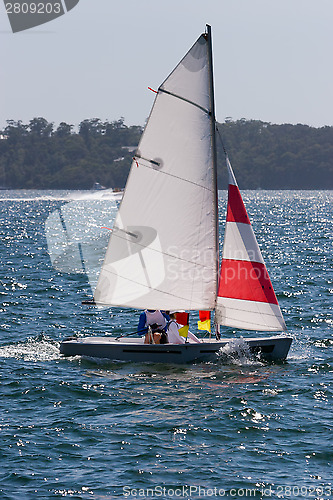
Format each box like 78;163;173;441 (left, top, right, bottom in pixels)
215;158;286;331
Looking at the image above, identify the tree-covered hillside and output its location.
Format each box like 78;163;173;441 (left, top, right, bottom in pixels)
217;119;333;189
0;117;332;189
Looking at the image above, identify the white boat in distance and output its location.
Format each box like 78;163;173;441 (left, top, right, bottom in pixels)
60;25;292;363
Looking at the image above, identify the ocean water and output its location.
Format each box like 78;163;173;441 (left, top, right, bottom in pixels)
0;190;332;500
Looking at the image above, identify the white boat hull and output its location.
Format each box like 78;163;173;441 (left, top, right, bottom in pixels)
60;335;292;364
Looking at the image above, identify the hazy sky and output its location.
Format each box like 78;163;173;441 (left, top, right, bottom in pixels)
1;0;333;130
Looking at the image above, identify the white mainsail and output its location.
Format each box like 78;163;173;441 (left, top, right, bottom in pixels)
94;30;218;310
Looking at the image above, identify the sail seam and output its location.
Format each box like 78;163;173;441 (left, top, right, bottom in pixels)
218;295;279;305
216;298;286;329
159;88;210;115
222;309;283;320
222;256;264;264
221;319;284;330
109;231;214;269
97;267;214;307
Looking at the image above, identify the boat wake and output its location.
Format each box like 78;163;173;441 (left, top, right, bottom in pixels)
0;334;60;362
216;338;263;366
0;189;122;203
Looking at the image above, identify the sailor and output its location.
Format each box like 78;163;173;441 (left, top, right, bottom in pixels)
166;311;202;344
137;309;169;344
166;311;186;344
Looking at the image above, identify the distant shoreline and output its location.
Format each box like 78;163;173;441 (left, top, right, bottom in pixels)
1;117;332;190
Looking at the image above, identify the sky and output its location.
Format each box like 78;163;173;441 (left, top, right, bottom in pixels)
1;0;333;130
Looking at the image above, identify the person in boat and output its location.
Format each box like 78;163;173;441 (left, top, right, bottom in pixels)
137;309;169;344
166;311;201;344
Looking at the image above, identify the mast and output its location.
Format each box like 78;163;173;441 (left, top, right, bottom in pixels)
206;24;220;302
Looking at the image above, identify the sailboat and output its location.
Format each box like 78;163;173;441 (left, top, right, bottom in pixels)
60;25;292;363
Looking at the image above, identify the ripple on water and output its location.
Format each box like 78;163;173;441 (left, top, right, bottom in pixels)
0;191;332;499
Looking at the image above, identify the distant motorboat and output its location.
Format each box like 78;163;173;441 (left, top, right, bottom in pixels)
91;182;106;191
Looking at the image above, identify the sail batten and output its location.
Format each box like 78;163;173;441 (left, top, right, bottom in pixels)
158;88;210;115
132;156;215;191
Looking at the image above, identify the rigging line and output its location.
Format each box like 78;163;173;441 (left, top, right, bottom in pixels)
133;157;214;193
158;88;210;115
216;125;228;158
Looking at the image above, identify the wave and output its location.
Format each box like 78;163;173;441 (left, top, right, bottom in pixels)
216;337;264;366
0;189;123;202
0;334;60;362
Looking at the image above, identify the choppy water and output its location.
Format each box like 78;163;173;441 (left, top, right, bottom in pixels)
0;190;332;500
